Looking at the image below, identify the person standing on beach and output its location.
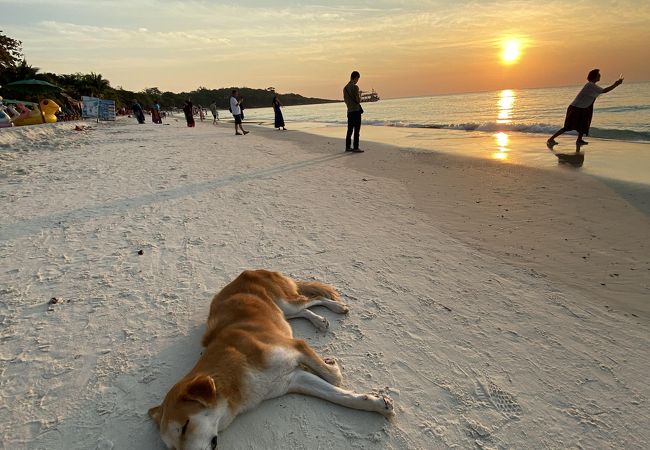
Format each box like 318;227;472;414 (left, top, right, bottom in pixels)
183;99;195;127
151;100;162;124
343;71;364;152
547;69;623;150
209;101;219;124
132;100;145;124
230;89;249;135
272;94;287;130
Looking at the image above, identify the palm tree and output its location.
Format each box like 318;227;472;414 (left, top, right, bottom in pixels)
17;59;39;78
0;58;39;84
83;72;110;97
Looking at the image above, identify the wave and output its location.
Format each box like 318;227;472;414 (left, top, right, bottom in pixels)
588;127;650;142
596;104;650;113
356;119;650;142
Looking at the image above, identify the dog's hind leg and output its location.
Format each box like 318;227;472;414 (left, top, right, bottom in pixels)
278;292;349;331
296;281;349;314
286;308;330;331
277;281;348;331
279;283;349;317
288;369;394;417
292;339;342;386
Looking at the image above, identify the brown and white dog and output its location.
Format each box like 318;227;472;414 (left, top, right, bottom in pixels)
149;269;394;450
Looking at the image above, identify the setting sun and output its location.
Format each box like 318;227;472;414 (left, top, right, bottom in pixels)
501;39;522;64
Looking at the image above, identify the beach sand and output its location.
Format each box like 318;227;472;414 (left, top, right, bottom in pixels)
0;117;648;449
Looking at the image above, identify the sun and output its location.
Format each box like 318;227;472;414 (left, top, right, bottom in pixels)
501;39;522;64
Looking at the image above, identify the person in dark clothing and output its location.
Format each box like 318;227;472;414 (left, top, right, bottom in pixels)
132;100;145;124
183;99;195;127
343;71;363;152
272;94;287;130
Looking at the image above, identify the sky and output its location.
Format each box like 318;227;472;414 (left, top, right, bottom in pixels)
1;0;649;99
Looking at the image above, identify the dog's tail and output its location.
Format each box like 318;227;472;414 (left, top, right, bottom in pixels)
296;281;340;301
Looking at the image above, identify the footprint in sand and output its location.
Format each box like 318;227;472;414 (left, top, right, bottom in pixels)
474;374;523;419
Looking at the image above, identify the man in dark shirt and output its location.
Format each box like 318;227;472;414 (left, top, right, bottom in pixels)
343;71;363;152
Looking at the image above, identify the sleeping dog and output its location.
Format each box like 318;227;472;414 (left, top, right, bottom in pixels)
149;269;394;450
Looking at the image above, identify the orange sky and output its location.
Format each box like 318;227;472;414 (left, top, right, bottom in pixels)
2;1;649;98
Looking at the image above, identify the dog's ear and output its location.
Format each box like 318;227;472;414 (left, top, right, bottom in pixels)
182;375;217;407
148;405;162;427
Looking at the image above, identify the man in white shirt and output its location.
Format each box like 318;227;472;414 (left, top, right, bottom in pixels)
547;69;623;150
230;89;249;135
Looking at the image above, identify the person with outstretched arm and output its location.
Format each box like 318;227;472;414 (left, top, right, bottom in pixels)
547;69;623;151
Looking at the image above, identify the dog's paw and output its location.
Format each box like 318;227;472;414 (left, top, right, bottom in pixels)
380;394;395;417
338;303;350;314
314;315;329;332
363;392;395;417
323;357;343;385
318;296;349;315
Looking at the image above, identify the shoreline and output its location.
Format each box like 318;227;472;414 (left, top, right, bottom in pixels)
282;122;650;187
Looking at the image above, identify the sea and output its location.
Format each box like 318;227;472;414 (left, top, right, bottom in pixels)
240;82;650;197
247;81;650;142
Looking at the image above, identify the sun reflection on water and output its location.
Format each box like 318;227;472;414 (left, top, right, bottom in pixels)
492;132;509;161
495;132;509;147
492;90;516;161
497;89;515;124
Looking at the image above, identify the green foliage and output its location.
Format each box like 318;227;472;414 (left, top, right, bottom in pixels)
0;31;32;86
167;86;335;110
0;30;23;71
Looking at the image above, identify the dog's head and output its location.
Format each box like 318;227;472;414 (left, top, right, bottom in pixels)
149;374;226;450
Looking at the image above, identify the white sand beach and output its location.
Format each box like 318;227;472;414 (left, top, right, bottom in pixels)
1;117;648;449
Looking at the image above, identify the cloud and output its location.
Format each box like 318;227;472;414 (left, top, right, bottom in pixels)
1;0;648;96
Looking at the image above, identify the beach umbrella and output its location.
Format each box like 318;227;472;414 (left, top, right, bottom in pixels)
4;79;64;94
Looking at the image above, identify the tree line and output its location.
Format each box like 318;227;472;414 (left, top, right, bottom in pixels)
0;30;336;110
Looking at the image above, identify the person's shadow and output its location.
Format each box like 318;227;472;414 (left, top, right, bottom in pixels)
555;152;585;167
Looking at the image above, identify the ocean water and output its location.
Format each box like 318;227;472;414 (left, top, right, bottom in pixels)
247;81;650;142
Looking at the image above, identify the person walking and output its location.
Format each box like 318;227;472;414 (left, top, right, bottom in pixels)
547;69;623;150
343;71;364;152
230;89;249;135
183;99;195;127
272;94;287;130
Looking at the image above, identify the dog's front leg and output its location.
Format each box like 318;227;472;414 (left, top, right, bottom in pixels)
287;369;394;417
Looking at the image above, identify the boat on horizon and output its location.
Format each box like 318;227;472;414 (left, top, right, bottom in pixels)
360;89;380;103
